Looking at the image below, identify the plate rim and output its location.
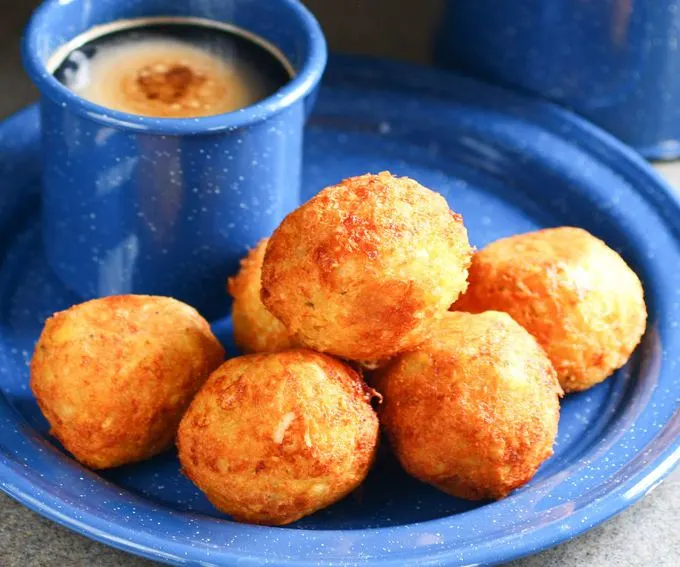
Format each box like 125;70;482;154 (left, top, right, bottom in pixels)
1;54;679;566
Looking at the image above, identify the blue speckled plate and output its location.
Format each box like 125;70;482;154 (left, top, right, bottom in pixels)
1;56;679;566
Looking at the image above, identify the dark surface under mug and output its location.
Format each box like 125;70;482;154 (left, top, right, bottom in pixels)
23;0;326;319
436;0;680;160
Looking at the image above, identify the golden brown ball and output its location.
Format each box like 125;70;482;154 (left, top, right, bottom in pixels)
375;311;562;500
30;295;225;469
453;227;647;393
177;349;380;525
261;171;472;361
227;239;294;353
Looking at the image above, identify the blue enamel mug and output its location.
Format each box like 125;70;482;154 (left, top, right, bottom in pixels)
435;0;680;160
23;0;326;319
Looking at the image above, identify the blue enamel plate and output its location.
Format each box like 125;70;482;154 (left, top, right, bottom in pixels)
1;56;679;566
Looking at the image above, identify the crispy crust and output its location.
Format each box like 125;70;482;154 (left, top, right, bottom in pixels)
453;227;647;393
375;311;562;500
261;172;472;361
227;239;294;353
30;295;225;469
177;349;380;525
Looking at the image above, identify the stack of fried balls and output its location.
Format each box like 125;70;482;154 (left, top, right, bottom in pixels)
31;171;647;525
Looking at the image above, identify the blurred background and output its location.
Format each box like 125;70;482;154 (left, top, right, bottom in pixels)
0;0;444;117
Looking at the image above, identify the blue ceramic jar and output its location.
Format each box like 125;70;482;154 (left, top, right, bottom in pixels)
23;0;327;319
436;0;680;159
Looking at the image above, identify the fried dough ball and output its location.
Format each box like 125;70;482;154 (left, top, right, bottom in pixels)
177;349;379;525
261;172;472;361
31;295;225;469
375;311;562;500
453;227;647;393
227;239;294;353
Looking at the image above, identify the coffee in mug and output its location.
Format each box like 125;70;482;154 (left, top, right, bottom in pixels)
49;17;293;118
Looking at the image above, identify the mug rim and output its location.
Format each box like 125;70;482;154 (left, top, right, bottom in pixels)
22;0;327;135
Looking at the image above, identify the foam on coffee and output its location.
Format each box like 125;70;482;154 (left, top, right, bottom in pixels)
52;20;292;118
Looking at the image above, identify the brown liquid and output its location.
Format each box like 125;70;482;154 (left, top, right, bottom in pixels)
137;64;204;104
52;20;292;119
62;38;271;118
